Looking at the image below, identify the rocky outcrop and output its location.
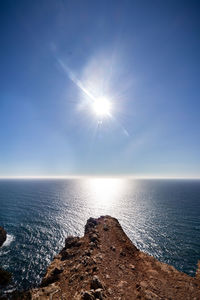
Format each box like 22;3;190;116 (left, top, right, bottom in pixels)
0;227;6;247
0;268;12;286
196;261;200;280
30;216;200;299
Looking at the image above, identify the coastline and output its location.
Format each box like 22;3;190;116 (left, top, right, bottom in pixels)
28;216;200;299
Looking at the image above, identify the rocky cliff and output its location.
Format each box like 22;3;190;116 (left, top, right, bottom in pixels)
0;227;6;247
30;216;200;300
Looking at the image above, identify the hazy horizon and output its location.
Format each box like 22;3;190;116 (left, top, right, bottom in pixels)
0;175;200;180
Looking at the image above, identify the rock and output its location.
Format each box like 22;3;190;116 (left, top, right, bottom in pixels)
140;281;148;288
93;288;104;299
103;224;109;231
82;291;95;300
90;275;103;290
92;266;98;272
72;263;81;272
84;249;93;256
94;254;103;261
65;236;81;249
117;280;127;288
110;245;116;251
119;264;125;270
196;260;200;280
0;226;7;247
89;234;99;243
81;257;89;266
85;218;98;234
144;289;160;299
89;258;96;266
69;274;79;283
89;242;96;248
120;251;126;257
136;283;141;290
60;249;75;260
9;290;32;299
129;264;136;270
41;274;59;287
52;267;63;275
41;267;63;287
0;268;12;286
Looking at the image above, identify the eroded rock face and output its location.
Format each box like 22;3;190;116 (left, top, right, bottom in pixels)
29;216;200;300
65;236;82;249
196;261;200;280
0;268;12;286
85;218;98;234
0;226;6;247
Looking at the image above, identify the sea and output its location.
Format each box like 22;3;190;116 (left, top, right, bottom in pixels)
0;178;200;293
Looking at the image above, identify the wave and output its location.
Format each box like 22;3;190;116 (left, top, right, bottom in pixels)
2;234;15;247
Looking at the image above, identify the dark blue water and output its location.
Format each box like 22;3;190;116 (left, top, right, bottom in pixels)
0;178;200;292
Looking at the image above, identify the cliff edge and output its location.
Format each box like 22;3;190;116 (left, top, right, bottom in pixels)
30;216;200;300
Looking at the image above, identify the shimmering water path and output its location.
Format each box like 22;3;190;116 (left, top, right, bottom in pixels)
0;179;200;291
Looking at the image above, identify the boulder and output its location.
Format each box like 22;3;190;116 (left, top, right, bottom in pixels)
103;224;109;231
89;234;99;243
85;218;98;234
0;226;6;247
90;275;103;290
0;268;12;286
93;288;104;299
82;291;95;300
65;236;81;249
60;249;75;260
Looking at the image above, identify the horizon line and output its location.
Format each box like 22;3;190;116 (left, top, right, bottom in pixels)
0;175;200;180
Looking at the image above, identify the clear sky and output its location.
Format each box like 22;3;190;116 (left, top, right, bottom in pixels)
0;0;200;178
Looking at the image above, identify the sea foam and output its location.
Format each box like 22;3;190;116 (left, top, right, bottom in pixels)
2;234;15;247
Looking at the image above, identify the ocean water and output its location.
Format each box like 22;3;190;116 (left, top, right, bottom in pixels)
0;178;200;292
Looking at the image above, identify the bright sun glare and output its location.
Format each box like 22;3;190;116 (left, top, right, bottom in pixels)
92;97;112;117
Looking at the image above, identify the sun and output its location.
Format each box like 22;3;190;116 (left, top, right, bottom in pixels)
92;97;112;117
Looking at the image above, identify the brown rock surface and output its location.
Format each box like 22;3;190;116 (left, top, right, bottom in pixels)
0;226;6;247
30;216;200;299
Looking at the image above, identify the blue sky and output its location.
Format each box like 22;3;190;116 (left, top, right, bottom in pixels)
0;0;200;177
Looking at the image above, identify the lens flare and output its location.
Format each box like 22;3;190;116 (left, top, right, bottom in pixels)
92;97;112;117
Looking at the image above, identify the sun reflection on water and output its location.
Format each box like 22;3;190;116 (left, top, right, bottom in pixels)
85;177;127;208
